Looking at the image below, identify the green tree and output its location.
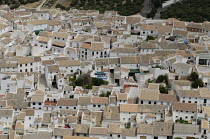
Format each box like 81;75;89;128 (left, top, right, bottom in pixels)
69;75;76;83
85;83;93;89
190;72;198;81
99;92;105;97
74;78;84;86
191;79;204;88
159;86;168;94
92;78;109;86
146;35;156;41
156;75;165;83
174;137;183;139
105;91;111;97
147;7;157;19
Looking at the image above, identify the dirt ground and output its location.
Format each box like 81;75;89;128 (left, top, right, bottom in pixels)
24;1;42;8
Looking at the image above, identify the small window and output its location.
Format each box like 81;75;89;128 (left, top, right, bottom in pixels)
93;105;96;107
98;105;101;107
39;103;41;105
118;135;120;138
33;102;35;105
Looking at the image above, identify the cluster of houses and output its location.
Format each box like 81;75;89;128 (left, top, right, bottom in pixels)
0;4;210;139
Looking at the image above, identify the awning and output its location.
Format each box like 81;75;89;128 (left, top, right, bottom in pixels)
129;69;140;74
95;72;106;75
52;41;65;47
34;29;43;35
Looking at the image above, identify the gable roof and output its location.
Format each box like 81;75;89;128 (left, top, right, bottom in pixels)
173;102;197;112
120;104;138;113
89;127;108;135
174;123;199;134
57;98;78;106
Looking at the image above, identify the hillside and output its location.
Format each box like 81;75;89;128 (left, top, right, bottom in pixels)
160;0;210;22
0;0;39;9
57;0;144;16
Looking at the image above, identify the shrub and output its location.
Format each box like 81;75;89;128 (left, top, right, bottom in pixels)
190;72;198;81
159;86;168;94
74;78;84;86
92;78;109;86
191;79;204;88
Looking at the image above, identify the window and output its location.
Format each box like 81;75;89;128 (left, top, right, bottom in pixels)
74;107;76;109
29;117;31;120
31;63;32;66
33;102;35;105
118;135;120;138
110;134;112;137
66;107;68;109
93;105;96;107
20;64;22;67
98;105;101;107
25;64;27;66
6;117;8;119
39;103;41;105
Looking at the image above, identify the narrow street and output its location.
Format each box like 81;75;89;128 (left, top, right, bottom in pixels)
140;0;153;17
36;0;47;10
38;77;48;91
